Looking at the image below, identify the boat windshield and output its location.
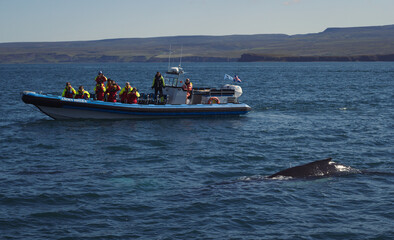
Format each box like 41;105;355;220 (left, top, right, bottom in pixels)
164;75;179;87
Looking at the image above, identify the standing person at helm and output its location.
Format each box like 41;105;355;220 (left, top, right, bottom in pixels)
151;72;165;100
62;82;76;98
95;71;107;84
182;78;193;104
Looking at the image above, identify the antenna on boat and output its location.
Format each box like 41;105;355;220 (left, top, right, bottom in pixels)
179;45;183;68
168;44;172;72
165;45;184;75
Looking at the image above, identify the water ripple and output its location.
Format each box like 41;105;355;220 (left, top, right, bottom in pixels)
0;62;393;239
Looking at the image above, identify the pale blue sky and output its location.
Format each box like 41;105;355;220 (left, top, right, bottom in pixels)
0;0;393;43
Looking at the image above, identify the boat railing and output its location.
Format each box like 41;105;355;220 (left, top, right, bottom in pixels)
137;93;168;105
193;88;235;97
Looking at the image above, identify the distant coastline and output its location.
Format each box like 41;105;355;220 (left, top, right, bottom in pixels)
238;53;394;62
1;24;393;63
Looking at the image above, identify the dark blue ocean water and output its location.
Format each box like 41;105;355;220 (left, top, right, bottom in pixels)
0;62;393;239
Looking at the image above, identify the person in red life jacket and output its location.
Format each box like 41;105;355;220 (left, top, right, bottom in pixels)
182;78;193;104
62;82;76;98
105;79;121;102
94;82;106;101
104;78;113;101
119;82;132;103
74;86;90;100
95;71;107;84
126;87;140;104
152;72;165;100
105;78;112;90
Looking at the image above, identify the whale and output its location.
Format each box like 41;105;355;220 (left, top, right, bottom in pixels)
210;158;391;187
267;158;360;179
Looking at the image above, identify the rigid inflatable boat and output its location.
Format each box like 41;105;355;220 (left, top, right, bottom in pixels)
21;67;251;120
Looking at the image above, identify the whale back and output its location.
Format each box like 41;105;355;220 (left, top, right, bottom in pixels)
267;158;355;179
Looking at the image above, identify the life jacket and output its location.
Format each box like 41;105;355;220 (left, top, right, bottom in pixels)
62;87;76;98
152;76;165;89
106;82;112;90
95;75;107;84
119;86;132;103
94;83;106;93
109;85;120;92
106;84;121;102
94;83;105;101
182;82;193;98
74;90;90;99
127;90;140;104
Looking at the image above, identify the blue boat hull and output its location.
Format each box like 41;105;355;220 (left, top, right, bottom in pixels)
22;91;251;120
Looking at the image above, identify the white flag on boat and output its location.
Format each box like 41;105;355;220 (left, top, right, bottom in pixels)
224;74;233;81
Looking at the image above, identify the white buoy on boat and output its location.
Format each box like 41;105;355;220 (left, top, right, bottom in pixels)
222;84;243;98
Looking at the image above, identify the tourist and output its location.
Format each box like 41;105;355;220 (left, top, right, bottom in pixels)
127;87;140;104
104;78;113;101
74;86;90;100
95;71;107;84
119;82;132;103
105;79;121;102
94;82;106;101
62;82;76;98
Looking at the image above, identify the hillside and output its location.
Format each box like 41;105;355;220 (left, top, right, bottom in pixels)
1;24;393;63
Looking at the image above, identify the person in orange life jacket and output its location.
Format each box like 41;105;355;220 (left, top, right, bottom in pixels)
119;82;132;103
152;72;165;99
74;86;90;100
182;78;193;103
127;87;140;104
105;79;121;102
95;71;107;84
62;82;76;98
94;82;106;101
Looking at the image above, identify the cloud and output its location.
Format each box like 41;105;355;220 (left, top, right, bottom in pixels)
283;0;301;6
